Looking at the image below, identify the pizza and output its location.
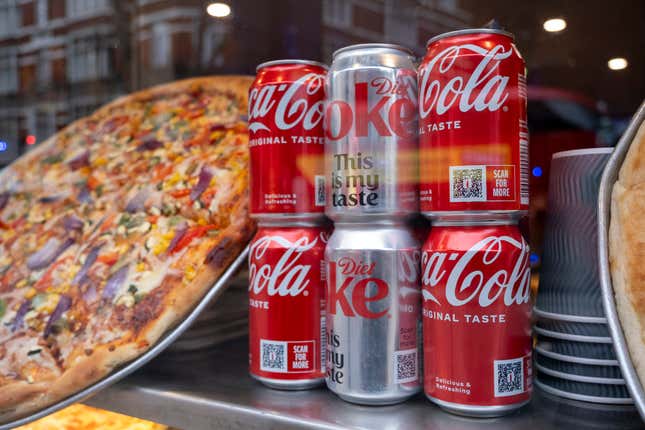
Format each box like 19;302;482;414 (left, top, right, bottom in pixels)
0;76;255;422
16;404;166;430
609;116;645;386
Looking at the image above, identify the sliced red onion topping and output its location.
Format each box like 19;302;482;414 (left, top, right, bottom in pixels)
68;151;90;170
77;186;91;204
125;188;150;213
0;192;8;211
11;299;30;332
102;265;129;301
205;238;231;267
165;223;188;254
43;295;72;338
27;237;74;271
63;214;84;232
136;138;163;152
39;194;64;203
73;245;102;286
239;114;248;122
82;282;98;303
190;167;213;201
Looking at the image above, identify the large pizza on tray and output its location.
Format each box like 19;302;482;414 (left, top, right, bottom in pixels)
610;117;645;386
0;76;255;421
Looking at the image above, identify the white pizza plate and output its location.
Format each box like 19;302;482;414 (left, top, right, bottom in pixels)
598;100;645;421
0;245;250;429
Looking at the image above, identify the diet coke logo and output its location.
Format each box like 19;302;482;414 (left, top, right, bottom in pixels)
328;257;390;319
249;233;326;297
325;75;417;140
421;235;530;307
419;44;513;118
248;73;326;133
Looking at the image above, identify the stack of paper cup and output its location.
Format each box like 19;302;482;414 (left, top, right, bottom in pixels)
534;148;633;405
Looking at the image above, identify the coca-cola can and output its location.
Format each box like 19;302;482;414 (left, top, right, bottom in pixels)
418;29;529;221
325;222;422;404
248;221;330;389
325;44;418;221
421;221;532;416
249;60;328;220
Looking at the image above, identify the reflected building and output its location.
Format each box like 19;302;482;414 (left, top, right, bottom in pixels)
0;0;232;165
0;0;471;166
322;0;471;59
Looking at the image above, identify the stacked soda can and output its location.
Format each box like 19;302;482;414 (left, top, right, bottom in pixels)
248;60;330;389
418;29;532;416
324;44;423;405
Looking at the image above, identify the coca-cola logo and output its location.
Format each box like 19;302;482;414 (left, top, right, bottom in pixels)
248;73;326;133
325;75;417;140
249;233;326;297
328;257;390;319
419;44;513;118
421;235;530;307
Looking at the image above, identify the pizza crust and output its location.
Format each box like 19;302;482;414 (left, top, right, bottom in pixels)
609;118;645;386
0;76;255;423
94;75;253;117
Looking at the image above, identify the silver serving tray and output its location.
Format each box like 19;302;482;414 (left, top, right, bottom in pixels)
0;245;249;429
598;101;645;420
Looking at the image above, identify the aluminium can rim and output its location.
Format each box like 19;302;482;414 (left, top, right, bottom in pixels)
426;28;515;47
256;59;329;72
332;43;414;59
430;219;518;227
426;395;529;417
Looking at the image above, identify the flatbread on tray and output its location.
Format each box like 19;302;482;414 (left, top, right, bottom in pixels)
609;117;645;385
0;76;255;422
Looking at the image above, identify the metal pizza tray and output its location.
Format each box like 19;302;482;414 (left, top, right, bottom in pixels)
598;101;645;421
0;245;250;429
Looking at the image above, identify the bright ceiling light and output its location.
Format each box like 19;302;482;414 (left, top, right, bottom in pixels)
608;57;628;70
206;2;231;18
543;18;566;33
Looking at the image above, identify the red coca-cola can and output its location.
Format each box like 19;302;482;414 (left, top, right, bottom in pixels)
421;222;532;416
248;222;330;389
249;60;328;220
418;29;529;221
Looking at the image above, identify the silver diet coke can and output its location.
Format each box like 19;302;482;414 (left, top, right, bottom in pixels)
325;222;422;404
325;44;418;221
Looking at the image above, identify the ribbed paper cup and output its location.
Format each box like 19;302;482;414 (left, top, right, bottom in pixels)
536;370;631;399
536;148;613;318
536;335;618;364
535;352;624;380
535;319;611;337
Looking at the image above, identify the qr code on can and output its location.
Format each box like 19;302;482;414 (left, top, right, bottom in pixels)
449;166;486;202
394;349;418;383
494;358;524;397
260;340;287;373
